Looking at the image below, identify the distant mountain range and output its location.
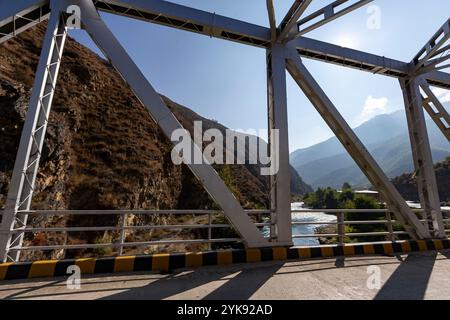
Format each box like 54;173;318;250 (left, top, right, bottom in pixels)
290;110;450;189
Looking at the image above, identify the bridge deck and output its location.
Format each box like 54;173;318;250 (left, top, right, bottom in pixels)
0;250;449;300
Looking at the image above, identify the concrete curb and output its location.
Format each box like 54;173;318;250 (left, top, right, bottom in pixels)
1;239;449;281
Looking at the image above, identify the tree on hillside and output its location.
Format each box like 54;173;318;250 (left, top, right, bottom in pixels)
341;182;352;190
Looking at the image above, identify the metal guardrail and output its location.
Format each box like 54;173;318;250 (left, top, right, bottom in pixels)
0;209;271;256
0;208;449;258
291;208;450;245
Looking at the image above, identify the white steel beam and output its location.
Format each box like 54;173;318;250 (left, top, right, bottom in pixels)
0;0;47;25
292;0;374;39
95;0;450;88
93;1;450;88
94;0;271;47
70;0;268;247
2;0;449;90
292;36;406;76
94;0;450;89
426;71;450;90
412;19;450;74
266;45;292;245
1;0;271;47
416;54;450;76
419;81;450;142
419;44;450;74
277;0;312;42
291;37;450;90
285;47;431;240
0;0;50;44
266;0;277;42
0;1;67;262
399;78;446;238
93;1;450;89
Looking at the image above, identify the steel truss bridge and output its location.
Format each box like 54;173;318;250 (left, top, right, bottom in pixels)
0;0;449;263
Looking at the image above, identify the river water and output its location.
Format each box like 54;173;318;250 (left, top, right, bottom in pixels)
291;202;337;246
261;202;337;246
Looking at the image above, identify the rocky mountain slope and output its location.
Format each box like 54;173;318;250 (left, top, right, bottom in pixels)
393;157;450;203
0;24;311;258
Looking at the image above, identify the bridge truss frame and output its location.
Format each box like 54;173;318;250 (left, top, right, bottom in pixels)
0;0;449;262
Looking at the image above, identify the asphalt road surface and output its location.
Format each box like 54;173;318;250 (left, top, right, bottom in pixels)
1;250;449;300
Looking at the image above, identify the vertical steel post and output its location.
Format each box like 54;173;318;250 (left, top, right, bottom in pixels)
267;44;292;245
399;77;446;238
386;211;394;241
337;212;345;245
207;212;212;251
118;212;127;256
0;5;68;262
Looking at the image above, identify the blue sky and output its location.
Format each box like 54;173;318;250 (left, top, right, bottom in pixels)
70;0;450;151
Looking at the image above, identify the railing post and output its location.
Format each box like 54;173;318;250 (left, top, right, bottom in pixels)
207;212;212;251
118;212;127;256
337;212;345;246
386;211;395;241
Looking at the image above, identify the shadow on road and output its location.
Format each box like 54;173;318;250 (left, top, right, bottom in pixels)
202;263;283;300
100;262;284;300
1;251;448;300
374;252;437;300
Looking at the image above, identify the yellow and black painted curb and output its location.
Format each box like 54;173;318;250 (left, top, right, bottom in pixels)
1;239;449;281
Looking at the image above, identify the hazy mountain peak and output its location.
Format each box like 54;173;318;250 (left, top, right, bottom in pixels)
290;110;450;189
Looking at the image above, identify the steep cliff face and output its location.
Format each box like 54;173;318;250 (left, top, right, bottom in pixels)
0;24;311;259
0;24;268;211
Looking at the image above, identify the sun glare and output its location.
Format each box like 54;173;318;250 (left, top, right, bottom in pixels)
335;34;359;48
